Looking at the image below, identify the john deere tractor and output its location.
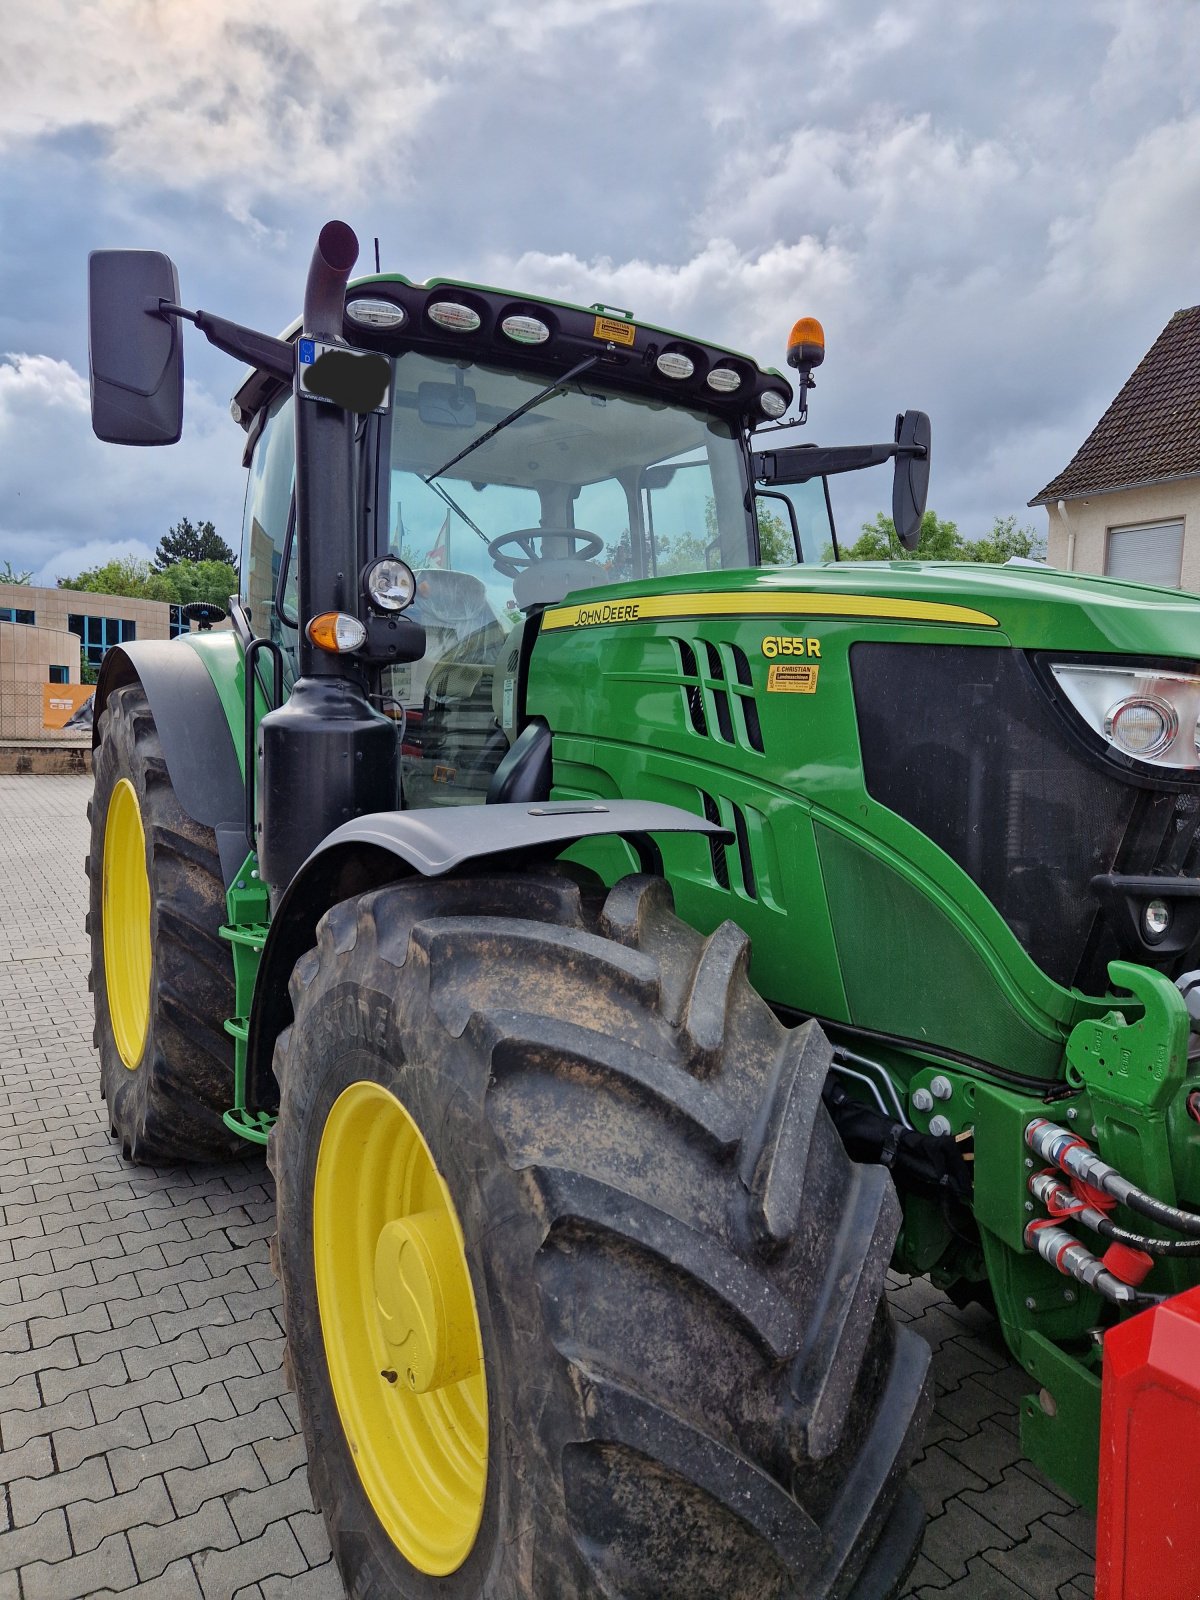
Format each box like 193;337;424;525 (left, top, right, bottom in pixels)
86;221;1200;1597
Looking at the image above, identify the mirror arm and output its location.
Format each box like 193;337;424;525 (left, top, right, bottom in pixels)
754;441;927;486
154;300;293;382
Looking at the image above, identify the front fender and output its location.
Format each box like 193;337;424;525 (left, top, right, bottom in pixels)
244;799;729;1111
93;639;248;886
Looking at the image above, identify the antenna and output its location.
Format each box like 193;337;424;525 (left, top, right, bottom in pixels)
374;237;381;274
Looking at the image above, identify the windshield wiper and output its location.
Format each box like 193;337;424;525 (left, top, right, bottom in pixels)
423;355;599;485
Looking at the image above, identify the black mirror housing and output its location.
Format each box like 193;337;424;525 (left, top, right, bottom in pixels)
893;409;931;551
88;250;184;445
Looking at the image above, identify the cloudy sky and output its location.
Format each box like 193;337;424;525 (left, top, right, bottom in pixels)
2;0;1198;584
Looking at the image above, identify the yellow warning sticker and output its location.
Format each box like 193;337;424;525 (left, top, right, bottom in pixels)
768;663;819;694
593;315;636;346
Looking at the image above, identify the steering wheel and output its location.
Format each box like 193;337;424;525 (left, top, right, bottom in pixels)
486;527;605;579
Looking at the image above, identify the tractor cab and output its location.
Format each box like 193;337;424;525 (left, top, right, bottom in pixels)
234;298;901;810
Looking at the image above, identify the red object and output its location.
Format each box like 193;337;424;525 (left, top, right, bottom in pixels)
1100;1243;1155;1287
1096;1286;1200;1600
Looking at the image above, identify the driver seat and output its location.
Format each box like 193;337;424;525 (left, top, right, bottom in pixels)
512;557;608;612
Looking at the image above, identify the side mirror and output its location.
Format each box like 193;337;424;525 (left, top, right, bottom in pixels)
88;251;184;445
893;409;931;551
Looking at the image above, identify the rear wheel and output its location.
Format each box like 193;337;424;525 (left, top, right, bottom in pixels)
87;682;241;1162
272;867;931;1599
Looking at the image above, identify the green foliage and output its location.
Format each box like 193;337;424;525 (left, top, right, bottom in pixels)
833;511;1047;564
57;555;237;610
756;504;796;565
154;517;236;571
58;556;155;595
0;560;33;585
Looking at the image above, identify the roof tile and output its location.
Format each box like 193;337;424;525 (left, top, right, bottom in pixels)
1032;306;1200;504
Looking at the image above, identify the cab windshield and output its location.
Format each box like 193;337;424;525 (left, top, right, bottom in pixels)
384;349;758;619
378;349;817;807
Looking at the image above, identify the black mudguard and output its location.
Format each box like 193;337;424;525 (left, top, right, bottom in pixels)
93;642;248;887
244;799;730;1112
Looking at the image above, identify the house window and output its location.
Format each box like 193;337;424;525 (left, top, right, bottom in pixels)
1105;520;1184;587
0;606;35;625
169;604;187;638
48;666;69;684
68;614;138;667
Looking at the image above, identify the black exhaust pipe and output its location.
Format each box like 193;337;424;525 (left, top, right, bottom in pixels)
304;220;360;341
257;221;398;902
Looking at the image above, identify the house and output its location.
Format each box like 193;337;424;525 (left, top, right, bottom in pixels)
0;583;183;740
1030;306;1200;588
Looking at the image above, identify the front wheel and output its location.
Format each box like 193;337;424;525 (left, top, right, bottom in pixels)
87;682;241;1162
271;868;931;1599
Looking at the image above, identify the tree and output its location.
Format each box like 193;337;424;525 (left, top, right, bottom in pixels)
0;560;32;585
756;504;796;565
153;518;236;572
58;557;156;596
57;554;236;611
833;511;1046;564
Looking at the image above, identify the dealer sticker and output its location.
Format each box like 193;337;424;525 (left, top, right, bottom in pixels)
593;315;636;346
768;663;819;693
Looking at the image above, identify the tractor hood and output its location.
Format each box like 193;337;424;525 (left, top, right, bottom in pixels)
545;561;1200;663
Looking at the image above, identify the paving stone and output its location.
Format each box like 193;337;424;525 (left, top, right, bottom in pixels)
172;1343;260;1399
911;1553;1040;1598
920;1499;1017;1581
0;1434;54;1485
94;1557;203;1599
39;1349;125;1406
260;1558;343;1599
1042;1504;1096;1560
141;1381;235;1443
108;1426;206;1494
1;1388;93;1451
252;1431;308;1486
288;1509;332;1567
227;1464;314;1542
984;1523;1097;1599
21;1530;137;1600
8;1455;112;1526
912;1443;990;1518
0;1509;71;1574
193;1518;308;1599
53;1405;150;1473
68;1474;174;1553
962;1464;1073;1541
197;1397;292;1463
129;1496;239;1581
165;1443;268;1519
91;1364;182;1425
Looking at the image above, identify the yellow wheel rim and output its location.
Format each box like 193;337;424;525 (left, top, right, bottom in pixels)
102;778;152;1070
314;1081;488;1575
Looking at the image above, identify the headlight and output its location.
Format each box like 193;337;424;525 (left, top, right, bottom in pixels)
363;557;416;613
1050;663;1200;770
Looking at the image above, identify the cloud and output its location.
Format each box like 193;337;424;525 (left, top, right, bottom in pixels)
0;352;246;583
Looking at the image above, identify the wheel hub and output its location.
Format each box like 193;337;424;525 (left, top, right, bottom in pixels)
373;1212;481;1393
314;1080;488;1575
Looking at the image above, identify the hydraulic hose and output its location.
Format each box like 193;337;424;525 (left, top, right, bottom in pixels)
1022;1218;1163;1307
1029;1170;1200;1259
1026;1117;1200;1240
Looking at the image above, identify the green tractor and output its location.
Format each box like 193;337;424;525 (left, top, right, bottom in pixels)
85;221;1200;1597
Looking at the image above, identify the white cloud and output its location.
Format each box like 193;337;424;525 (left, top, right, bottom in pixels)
0;353;246;585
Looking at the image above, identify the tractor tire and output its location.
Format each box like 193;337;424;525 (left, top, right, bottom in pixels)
271;868;931;1600
87;681;242;1162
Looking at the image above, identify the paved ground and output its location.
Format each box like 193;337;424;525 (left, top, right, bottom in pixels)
0;774;1097;1599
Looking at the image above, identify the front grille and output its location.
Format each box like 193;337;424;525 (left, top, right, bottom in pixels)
851;643;1200;991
